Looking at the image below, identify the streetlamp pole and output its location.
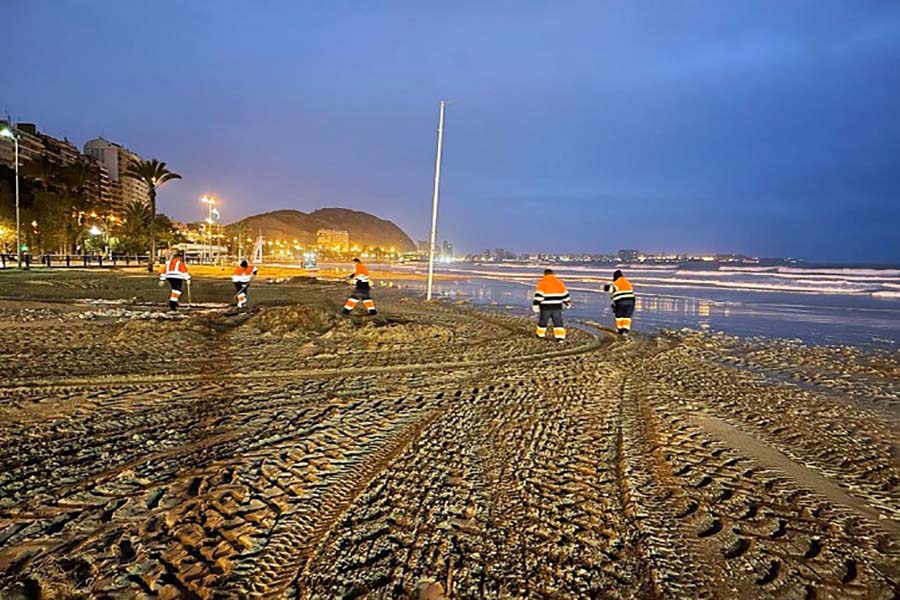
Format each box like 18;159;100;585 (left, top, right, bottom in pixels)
426;100;446;301
1;127;20;268
207;202;212;263
201;195;216;263
13;135;19;269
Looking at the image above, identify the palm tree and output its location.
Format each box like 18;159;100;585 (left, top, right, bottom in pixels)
228;222;249;259
119;200;152;254
59;159;99;253
123;159;181;271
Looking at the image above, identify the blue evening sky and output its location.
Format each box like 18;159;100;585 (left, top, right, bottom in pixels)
5;1;900;261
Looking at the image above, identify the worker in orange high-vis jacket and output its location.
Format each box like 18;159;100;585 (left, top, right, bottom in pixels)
342;258;377;316
602;270;635;334
231;259;258;308
532;268;571;342
159;250;191;310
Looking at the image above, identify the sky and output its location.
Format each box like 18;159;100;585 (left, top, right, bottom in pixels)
5;1;900;262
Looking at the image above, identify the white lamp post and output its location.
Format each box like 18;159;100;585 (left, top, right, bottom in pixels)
211;206;221;263
426;100;446;301
201;195;216;263
0;126;21;268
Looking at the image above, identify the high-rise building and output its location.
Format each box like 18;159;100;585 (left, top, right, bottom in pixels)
618;249;640;263
82;160;114;214
1;121;116;214
441;240;453;259
316;228;350;250
0;122;80;169
83;138;149;214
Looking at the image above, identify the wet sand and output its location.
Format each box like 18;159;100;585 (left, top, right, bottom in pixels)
0;270;898;598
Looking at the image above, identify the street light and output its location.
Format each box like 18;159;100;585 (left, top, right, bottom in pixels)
426;100;446;300
210;207;222;260
87;225;106;256
0;126;21;268
200;195;216;263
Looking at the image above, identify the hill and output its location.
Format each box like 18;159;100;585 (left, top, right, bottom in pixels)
227;208;416;252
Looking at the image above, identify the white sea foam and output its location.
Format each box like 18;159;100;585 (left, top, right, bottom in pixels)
719;266;777;272
777;267;900;277
633;276;874;294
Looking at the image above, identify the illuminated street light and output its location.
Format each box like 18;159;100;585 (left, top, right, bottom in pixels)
0;126;22;268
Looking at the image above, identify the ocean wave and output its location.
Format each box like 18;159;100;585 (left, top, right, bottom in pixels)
718;266;777;272
769;272;900;282
633;276;875;294
776;267;900;277
872;291;900;299
613;263;679;270
668;269;900;283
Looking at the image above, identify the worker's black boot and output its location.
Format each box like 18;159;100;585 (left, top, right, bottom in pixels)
341;308;351;316
169;301;178;311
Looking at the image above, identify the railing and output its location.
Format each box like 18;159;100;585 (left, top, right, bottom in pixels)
0;254;152;269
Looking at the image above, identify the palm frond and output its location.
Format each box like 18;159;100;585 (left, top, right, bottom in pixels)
157;172;182;184
123;158;182;188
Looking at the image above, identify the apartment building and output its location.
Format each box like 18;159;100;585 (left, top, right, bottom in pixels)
84;137;149;213
0;122;117;213
316;228;350;250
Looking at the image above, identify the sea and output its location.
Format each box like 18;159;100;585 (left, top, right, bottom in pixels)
391;262;900;349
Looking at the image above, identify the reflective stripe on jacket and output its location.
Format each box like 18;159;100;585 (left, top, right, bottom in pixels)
533;274;571;307
611;277;635;302
161;258;191;280
353;263;371;285
231;264;257;283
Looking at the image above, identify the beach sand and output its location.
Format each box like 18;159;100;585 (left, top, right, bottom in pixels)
0;270;897;598
185;263;464;282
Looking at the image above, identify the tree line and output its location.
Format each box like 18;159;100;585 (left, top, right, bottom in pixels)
0;156;180;271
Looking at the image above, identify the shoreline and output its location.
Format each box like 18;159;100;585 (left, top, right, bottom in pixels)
2;266;897;350
403;269;900;350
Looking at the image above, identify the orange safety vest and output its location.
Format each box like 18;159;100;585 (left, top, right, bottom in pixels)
611;276;635;302
231;263;256;283
533;274;571;307
161;257;190;280
353;262;371;284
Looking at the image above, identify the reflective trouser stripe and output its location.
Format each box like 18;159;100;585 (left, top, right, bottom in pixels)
536;326;547;337
362;299;376;312
553;327;566;339
615;318;632;330
170;290;181;302
344;298;359;310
